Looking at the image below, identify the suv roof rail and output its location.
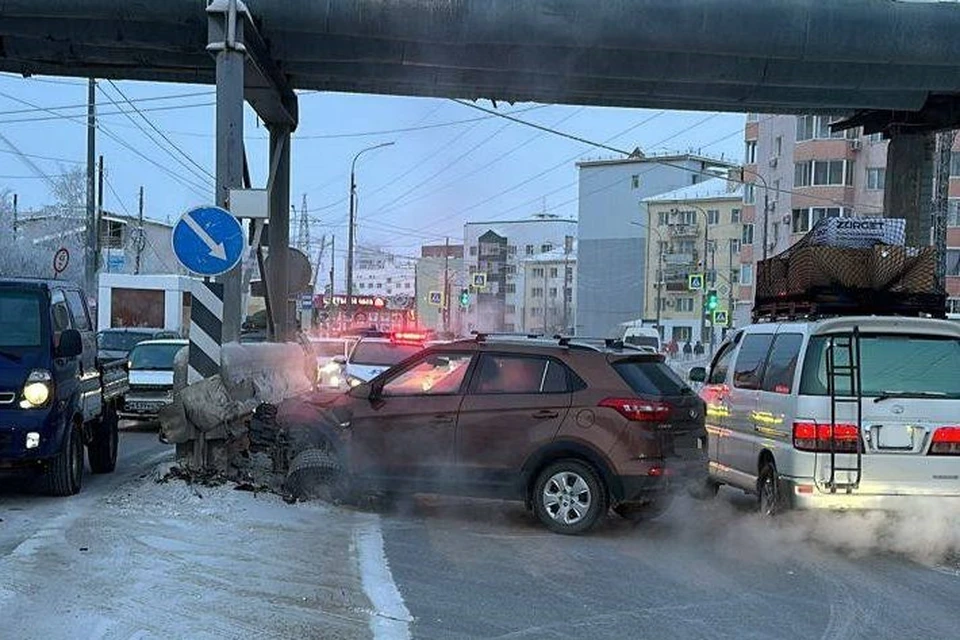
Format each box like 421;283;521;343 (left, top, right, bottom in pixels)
471;331;545;342
553;334;626;349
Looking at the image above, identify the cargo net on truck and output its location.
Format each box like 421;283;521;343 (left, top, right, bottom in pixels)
753;217;946;322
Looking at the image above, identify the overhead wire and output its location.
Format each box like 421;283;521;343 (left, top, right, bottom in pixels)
0;89;214;118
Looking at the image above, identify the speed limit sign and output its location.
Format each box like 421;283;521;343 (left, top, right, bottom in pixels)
53;247;70;276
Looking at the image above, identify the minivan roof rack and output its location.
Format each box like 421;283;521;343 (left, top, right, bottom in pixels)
752;289;947;323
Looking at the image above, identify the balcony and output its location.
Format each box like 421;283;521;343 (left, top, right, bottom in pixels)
662;252;696;266
667;223;700;238
663;279;690;293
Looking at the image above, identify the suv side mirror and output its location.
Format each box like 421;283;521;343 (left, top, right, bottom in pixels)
332;356;346;365
57;329;83;359
689;366;707;383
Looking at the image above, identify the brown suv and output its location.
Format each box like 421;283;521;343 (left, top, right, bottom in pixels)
277;335;707;534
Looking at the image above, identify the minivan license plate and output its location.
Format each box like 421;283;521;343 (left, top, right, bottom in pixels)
877;425;913;450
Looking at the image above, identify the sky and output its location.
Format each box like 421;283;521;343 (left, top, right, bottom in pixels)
0;72;746;269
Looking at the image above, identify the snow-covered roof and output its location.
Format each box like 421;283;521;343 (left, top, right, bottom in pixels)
643;178;742;204
521;245;577;263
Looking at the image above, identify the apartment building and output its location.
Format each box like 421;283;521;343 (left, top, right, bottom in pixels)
576;151;736;337
740;114;960;322
463;215;577;333
643;178;743;345
520;243;577;335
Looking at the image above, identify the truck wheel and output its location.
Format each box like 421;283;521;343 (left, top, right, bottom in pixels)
88;404;119;474
46;421;84;496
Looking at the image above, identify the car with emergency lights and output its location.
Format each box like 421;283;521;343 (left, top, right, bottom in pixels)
690;316;960;515
343;332;429;387
276;334;707;535
0;279;127;496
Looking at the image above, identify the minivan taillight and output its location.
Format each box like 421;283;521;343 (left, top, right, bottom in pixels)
793;421;861;453
599;397;671;423
929;427;960;455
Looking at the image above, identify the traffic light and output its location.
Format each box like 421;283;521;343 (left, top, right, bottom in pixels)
459;289;470;307
706;289;719;313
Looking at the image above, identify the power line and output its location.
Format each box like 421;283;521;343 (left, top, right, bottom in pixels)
0;90;214;118
0;99;217;126
0;147;85;164
105;80;215;183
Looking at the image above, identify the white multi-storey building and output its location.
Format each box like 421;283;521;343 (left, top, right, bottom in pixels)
463;214;577;333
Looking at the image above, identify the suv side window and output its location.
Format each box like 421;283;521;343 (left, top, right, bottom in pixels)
733;333;774;390
472;354;569;394
761;333;804;394
65;290;91;331
708;342;736;385
381;353;473;397
50;290;72;333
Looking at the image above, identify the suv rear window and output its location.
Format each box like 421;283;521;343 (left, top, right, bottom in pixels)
613;360;689;396
351;341;422;366
800;333;960;398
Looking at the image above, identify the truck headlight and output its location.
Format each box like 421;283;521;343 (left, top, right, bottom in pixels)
20;370;52;409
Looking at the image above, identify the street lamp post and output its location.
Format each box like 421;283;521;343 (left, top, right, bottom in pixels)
629;221;665;340
671;204;711;347
345;141;395;322
739;166;771;260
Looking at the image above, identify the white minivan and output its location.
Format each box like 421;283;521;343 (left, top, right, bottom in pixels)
690;316;960;514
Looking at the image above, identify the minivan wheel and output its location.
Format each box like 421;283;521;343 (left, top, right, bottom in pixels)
533;460;606;535
758;462;786;517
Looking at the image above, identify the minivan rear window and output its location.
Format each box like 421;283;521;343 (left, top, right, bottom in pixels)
800;333;960;398
614;361;689;396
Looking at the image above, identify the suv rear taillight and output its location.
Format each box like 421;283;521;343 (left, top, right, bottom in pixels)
598;397;671;423
793;421;861;453
929;427;960;455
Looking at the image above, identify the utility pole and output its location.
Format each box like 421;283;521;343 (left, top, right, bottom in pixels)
727;241;735;335
11;193;17;240
329;236;336;325
135;186;144;274
442;237;451;334
562;237;570;334
709;241;717;356
933;131;955;294
85;78;97;293
761;190;770;261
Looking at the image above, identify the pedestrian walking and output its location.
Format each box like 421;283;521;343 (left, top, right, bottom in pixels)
694;340;704;357
683;341;692;361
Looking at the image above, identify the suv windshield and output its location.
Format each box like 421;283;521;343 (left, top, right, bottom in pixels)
351;341;422;366
0;290;44;349
614;360;690;396
128;343;187;371
800;333;960;398
99;330;155;352
312;341;349;358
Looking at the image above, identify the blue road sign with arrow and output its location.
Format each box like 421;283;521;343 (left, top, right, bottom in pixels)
172;206;245;277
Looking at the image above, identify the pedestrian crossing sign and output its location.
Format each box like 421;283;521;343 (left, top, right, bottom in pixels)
472;273;488;289
428;291;443;306
688;273;704;291
712;309;729;326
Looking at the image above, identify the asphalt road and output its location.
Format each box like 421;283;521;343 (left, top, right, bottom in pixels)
379;491;960;640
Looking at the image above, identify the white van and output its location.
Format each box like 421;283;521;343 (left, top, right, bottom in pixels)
690;316;960;514
621;326;661;352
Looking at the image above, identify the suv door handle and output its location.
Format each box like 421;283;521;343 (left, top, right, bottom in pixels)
532;410;559;419
431;414;454;424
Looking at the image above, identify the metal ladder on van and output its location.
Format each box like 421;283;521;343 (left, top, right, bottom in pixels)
825;327;864;493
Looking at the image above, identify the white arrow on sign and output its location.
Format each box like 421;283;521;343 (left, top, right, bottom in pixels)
184;212;228;261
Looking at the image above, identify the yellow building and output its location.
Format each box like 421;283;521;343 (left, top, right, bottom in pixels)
643;178;744;350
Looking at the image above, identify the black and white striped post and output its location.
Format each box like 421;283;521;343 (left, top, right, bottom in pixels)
188;280;224;384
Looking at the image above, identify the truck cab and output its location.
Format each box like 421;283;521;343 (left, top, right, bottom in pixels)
0;279;126;495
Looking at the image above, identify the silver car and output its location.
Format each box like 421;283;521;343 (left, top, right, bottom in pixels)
691;316;960;514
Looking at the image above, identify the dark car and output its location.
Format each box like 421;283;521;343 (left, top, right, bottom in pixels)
278;335;707;535
97;328;179;364
0;279;127;496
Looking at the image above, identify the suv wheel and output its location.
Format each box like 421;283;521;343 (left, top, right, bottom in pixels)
533;460;607;535
758;462;786;517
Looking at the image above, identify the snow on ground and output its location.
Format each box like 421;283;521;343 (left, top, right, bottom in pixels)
0;463;384;640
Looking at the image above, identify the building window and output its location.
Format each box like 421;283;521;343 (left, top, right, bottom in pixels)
796;115;815;141
866;167;886;191
549;267;558;278
532;267;544;278
549;287;558;298
531;307;542;317
746;113;759;122
795;160;853;187
949;200;960;227
868;132;884;143
505;283;516;294
774;136;783;157
744;183;756;205
949;298;960;314
731;268;740;285
469;246;478;256
541;243;553;253
565;266;573;282
792;209;811;234
947;249;960;277
631;174;640;189
729;238;741;254
564;288;573;303
405;282;411;289
657;211;668;226
731;208;741;223
707;209;721;225
745;141;757;164
532;287;544;298
706;270;717;286
742;223;755;244
678;298;694;313
741;264;754;285
793;207;844;233
798;115;845;141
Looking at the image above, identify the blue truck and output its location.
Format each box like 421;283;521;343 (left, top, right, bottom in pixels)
0;279;128;495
